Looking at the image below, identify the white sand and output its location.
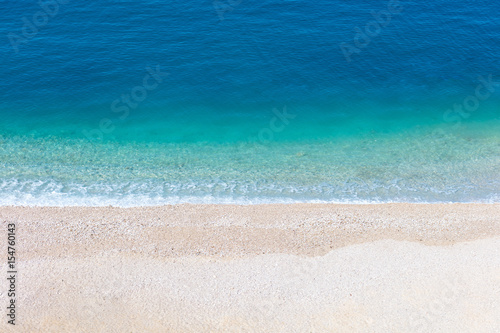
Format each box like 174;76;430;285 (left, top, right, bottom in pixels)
1;204;499;332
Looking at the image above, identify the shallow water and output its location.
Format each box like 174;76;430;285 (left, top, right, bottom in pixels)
1;0;499;205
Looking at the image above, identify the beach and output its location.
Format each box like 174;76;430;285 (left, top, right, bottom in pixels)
2;203;499;332
3;0;500;332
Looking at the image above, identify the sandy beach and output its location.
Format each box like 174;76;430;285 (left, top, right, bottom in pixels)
1;203;500;332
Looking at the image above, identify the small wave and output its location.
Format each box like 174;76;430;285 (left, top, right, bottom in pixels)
0;178;497;207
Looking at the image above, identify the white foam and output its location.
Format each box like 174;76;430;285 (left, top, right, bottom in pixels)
0;178;498;207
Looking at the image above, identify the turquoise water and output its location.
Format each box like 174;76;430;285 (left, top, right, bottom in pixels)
1;0;499;205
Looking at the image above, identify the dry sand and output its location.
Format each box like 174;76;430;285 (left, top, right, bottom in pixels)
0;203;499;332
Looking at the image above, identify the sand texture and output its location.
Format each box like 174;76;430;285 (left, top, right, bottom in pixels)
0;203;499;332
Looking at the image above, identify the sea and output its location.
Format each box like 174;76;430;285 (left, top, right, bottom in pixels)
1;0;499;206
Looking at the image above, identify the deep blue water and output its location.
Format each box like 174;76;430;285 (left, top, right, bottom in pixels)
0;0;499;205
